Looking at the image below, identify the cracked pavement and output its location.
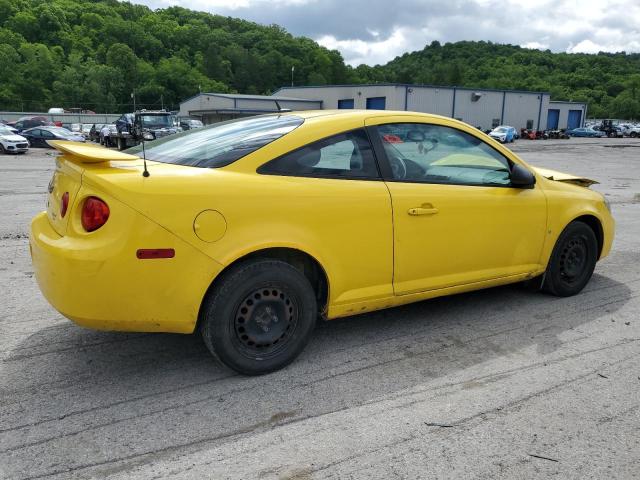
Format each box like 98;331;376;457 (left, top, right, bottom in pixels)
1;138;639;479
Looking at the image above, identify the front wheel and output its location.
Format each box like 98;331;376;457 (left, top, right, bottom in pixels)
543;221;598;297
0;144;6;154
200;259;317;375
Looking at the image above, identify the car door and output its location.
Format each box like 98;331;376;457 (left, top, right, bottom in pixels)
40;129;56;147
258;128;394;307
365;116;547;295
25;129;41;146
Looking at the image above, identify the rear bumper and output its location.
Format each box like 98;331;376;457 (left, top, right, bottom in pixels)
30;210;223;334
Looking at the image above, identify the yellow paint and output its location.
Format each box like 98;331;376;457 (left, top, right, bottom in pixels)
193;210;227;243
30;110;615;334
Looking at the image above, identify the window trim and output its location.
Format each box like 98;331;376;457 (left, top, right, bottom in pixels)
366;123;528;189
257;127;383;181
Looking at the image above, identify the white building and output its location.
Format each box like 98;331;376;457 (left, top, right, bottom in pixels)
178;93;321;124
178;85;587;131
274;84;587;131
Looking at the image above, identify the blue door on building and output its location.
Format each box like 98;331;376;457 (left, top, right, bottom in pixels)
567;110;582;129
366;97;386;110
547;109;560;129
338;99;354;109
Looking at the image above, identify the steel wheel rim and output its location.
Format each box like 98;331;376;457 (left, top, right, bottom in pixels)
232;286;298;359
559;236;588;284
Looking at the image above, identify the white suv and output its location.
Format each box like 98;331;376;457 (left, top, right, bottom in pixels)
626;126;640;138
0;125;29;154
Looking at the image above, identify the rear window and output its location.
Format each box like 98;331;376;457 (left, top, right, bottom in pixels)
126;115;304;168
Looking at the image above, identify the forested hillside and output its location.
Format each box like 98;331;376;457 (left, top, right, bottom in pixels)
0;0;356;112
1;0;639;118
355;41;640;119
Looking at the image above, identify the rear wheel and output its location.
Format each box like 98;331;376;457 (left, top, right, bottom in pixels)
200;259;317;375
543;221;598;297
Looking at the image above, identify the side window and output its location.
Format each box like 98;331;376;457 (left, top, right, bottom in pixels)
259;129;379;179
375;123;512;187
30;129;41;136
41;130;55;138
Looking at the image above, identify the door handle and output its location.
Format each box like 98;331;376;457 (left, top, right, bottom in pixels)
408;206;439;216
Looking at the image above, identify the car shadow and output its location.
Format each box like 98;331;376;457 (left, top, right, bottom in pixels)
1;272;632;479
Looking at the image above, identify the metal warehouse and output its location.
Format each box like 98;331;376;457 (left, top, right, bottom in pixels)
273;84;586;131
178;93;321;124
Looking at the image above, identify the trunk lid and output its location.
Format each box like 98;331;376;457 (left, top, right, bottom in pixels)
46;141;140;236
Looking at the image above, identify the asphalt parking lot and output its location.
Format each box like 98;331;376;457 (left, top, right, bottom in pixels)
1;138;639;479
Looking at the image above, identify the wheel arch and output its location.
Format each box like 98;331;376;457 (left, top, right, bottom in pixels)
572;214;604;259
197;247;330;330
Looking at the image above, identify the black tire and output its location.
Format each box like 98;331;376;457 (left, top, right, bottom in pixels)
543;221;598;297
117;137;124;151
0;144;5;154
200;259;317;375
631;132;638;138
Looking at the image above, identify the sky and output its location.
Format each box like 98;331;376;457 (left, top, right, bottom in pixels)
134;0;640;66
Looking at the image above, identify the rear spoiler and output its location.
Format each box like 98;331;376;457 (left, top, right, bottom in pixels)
48;140;139;164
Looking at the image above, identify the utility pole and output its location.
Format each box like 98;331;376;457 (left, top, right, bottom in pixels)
161;94;164;110
131;91;136;112
291;65;295;87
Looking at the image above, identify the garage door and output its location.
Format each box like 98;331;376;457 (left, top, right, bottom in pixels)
366;97;386;110
338;99;354;109
568;110;582;129
547;109;559;129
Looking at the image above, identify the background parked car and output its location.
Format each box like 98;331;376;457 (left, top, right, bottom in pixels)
21;126;85;147
89;124;106;142
8;116;53;132
0;122;19;134
625;126;640;138
566;127;605;138
180;118;204;130
81;124;93;139
0;125;29;154
489;125;516;143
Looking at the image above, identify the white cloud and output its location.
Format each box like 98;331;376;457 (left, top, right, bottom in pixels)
134;0;640;65
317;28;413;66
521;42;549;51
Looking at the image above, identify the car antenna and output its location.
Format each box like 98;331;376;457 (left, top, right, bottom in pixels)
141;141;150;177
139;113;150;177
274;99;291;115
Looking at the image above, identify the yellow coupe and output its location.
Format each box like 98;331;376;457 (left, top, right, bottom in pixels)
30;111;614;375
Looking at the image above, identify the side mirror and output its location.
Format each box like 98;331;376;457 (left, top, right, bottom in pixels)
511;164;536;189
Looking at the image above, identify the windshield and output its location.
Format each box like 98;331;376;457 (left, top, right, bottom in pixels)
493;127;507;133
139;115;172;128
127;115;304;168
48;127;74;135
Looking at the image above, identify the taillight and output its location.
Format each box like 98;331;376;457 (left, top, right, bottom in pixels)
81;197;110;232
60;192;69;218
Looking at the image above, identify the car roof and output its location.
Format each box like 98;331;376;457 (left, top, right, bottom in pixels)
285;109;448;120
